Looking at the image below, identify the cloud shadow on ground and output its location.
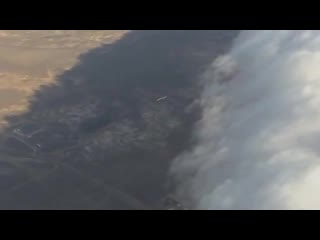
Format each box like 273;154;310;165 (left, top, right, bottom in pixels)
0;30;238;209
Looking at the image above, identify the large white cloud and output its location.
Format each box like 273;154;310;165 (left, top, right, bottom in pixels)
171;30;320;210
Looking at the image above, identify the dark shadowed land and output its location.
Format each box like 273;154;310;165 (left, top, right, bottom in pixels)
0;30;239;209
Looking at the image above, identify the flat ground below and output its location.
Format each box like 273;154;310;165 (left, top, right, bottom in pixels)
0;30;127;128
0;30;238;209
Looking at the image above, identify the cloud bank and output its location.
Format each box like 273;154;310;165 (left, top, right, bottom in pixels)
171;30;320;209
